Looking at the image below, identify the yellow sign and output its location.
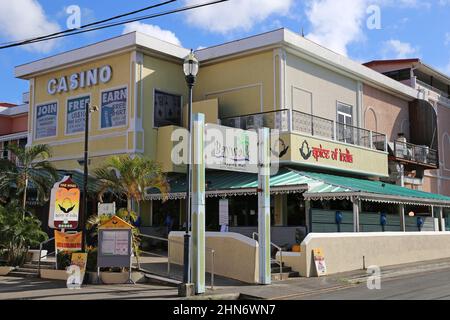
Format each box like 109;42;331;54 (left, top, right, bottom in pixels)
71;252;88;274
279;133;389;177
99;215;133;229
55;230;82;252
312;248;327;277
49;176;81;229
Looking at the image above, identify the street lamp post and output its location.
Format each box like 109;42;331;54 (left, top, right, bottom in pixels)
80;102;98;250
181;50;199;294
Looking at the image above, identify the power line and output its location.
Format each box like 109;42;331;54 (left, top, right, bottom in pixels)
0;0;230;50
0;0;178;47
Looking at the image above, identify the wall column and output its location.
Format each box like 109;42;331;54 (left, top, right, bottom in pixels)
352;198;360;232
274;194;287;226
399;204;406;232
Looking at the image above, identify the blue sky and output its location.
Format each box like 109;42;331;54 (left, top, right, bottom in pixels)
0;0;449;104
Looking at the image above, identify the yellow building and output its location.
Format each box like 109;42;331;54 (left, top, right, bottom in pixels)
15;29;450;245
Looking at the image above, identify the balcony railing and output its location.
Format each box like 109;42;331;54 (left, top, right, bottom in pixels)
221;109;290;132
221;109;387;152
416;80;450;105
393;140;438;167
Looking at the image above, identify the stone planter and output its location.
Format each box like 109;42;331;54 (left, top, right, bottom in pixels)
40;269;69;281
100;271;130;284
0;266;15;276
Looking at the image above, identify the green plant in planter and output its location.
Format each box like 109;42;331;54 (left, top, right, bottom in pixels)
0;201;48;267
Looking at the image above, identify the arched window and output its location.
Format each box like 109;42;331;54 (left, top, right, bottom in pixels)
364;107;378;132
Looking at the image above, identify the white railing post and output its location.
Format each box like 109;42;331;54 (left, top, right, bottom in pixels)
369;131;373;149
288;108;293;133
333;121;337;141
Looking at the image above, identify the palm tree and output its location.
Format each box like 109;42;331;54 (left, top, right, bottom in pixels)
0;144;58;209
94;155;169;213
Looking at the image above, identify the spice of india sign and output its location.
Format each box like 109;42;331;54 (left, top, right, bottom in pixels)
280;133;388;177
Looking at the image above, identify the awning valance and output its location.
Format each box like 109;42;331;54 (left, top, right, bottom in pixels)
145;169;309;201
298;169;450;208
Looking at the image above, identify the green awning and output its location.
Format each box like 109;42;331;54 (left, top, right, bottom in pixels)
146;168;450;207
145;169;310;200
298;169;450;207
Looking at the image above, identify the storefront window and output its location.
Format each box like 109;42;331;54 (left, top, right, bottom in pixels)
228;196;258;227
154;90;182;128
152;200;181;231
287;194;306;226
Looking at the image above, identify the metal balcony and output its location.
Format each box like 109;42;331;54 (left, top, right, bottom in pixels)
221;109;387;152
392;140;438;168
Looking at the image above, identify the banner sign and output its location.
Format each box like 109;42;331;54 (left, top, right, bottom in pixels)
48;176;80;229
66;96;90;134
204;123;258;173
100;87;127;129
55;230;82;252
312;248;327;277
98;202;116;217
35;102;58;139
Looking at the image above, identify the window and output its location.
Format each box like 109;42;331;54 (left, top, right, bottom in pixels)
382;68;411;82
2;141;9;160
154;90;183;128
337;103;354;144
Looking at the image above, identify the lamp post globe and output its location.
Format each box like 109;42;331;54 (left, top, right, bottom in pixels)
181;49;199;292
183;49;199;86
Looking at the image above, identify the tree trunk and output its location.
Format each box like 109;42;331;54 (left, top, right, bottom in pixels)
127;198;132;213
23;176;29;213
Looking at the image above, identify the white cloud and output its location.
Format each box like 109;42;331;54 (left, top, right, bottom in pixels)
0;0;60;53
122;22;182;46
305;0;369;56
382;39;418;59
183;0;293;34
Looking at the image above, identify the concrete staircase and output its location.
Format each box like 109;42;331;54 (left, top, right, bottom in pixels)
8;260;55;279
271;261;300;281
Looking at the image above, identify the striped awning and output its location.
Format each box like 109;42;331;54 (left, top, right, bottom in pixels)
145;168;309;200
298;169;450;207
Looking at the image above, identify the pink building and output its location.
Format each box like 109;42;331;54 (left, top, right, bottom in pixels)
0;94;29;162
364;59;450;198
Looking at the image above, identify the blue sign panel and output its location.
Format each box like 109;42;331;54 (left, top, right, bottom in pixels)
67;96;90;134
101;87;127;129
35;102;58;139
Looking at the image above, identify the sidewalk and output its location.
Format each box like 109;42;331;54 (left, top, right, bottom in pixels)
2;258;450;300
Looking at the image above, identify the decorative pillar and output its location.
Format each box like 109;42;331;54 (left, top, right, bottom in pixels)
399;204;406;232
258;128;271;285
437;207;445;232
352;197;360;232
191;113;206;294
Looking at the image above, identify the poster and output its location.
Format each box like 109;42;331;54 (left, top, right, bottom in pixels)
98;202;116;217
55;230;82;252
100;87;127;129
48;176;80;229
66;96;90;134
35;102;58;139
313;248;327;277
101;230;129;256
219;199;229;227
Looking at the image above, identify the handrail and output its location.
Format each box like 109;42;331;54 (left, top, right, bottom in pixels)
38;237;55;277
138;233;215;290
252;232;283;280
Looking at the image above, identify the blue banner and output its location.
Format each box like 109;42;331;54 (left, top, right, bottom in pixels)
101;87;127;129
67;96;90;134
35;102;58;139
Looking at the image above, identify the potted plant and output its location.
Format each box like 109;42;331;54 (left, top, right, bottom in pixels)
0;201;48;276
291;229;303;253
